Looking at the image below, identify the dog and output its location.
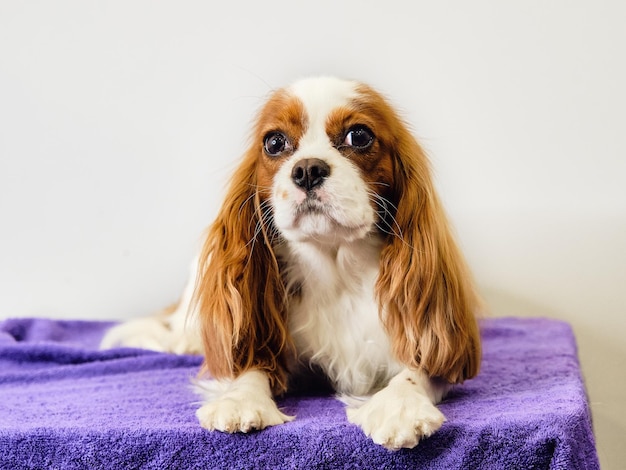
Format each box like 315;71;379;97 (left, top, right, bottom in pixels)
101;76;481;450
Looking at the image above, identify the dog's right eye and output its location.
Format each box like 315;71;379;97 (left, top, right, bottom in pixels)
264;132;291;157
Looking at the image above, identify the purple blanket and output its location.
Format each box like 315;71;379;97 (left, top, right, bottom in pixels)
0;317;598;469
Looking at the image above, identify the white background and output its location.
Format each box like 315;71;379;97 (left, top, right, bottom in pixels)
1;1;624;467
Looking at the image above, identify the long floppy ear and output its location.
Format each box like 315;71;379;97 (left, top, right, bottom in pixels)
376;122;481;384
192;149;290;394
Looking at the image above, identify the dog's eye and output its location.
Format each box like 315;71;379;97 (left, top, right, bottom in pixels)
264;132;292;157
343;125;374;149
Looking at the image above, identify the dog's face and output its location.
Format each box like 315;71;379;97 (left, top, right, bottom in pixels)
253;77;396;244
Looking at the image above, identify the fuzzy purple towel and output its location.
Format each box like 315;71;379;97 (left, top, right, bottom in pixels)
0;317;598;469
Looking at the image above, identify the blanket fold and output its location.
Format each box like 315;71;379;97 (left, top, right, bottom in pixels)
0;317;599;469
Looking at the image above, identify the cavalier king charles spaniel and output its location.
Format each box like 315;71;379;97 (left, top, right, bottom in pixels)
101;76;481;450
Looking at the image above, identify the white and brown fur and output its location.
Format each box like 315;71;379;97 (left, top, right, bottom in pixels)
101;77;481;449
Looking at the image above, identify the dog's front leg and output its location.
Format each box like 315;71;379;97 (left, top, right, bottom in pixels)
196;370;293;433
346;368;448;450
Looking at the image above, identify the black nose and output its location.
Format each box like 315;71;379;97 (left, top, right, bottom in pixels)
291;158;331;191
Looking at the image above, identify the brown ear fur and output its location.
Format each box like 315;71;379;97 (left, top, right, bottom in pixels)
376;113;481;384
193;150;290;394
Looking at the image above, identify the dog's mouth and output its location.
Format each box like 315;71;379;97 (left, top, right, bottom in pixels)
290;195;373;239
294;195;325;217
291;196;331;228
272;182;376;243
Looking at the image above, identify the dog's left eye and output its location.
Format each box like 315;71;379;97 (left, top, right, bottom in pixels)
343;125;375;149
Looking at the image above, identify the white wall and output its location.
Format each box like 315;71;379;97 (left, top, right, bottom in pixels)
1;1;624;467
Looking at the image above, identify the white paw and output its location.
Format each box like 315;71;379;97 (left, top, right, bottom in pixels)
196;394;293;433
346;387;445;450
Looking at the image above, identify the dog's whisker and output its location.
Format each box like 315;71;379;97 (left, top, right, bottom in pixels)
367;194;402;236
238;191;258;218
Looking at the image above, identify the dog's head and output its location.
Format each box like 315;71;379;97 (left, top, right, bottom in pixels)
195;77;480;393
258;77;395;245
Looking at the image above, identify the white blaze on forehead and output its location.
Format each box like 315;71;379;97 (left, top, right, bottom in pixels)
288;77;360;150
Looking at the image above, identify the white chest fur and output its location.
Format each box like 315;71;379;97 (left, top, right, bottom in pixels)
282;237;402;396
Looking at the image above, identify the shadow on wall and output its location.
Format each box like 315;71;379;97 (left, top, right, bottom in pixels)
480;286;626;470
